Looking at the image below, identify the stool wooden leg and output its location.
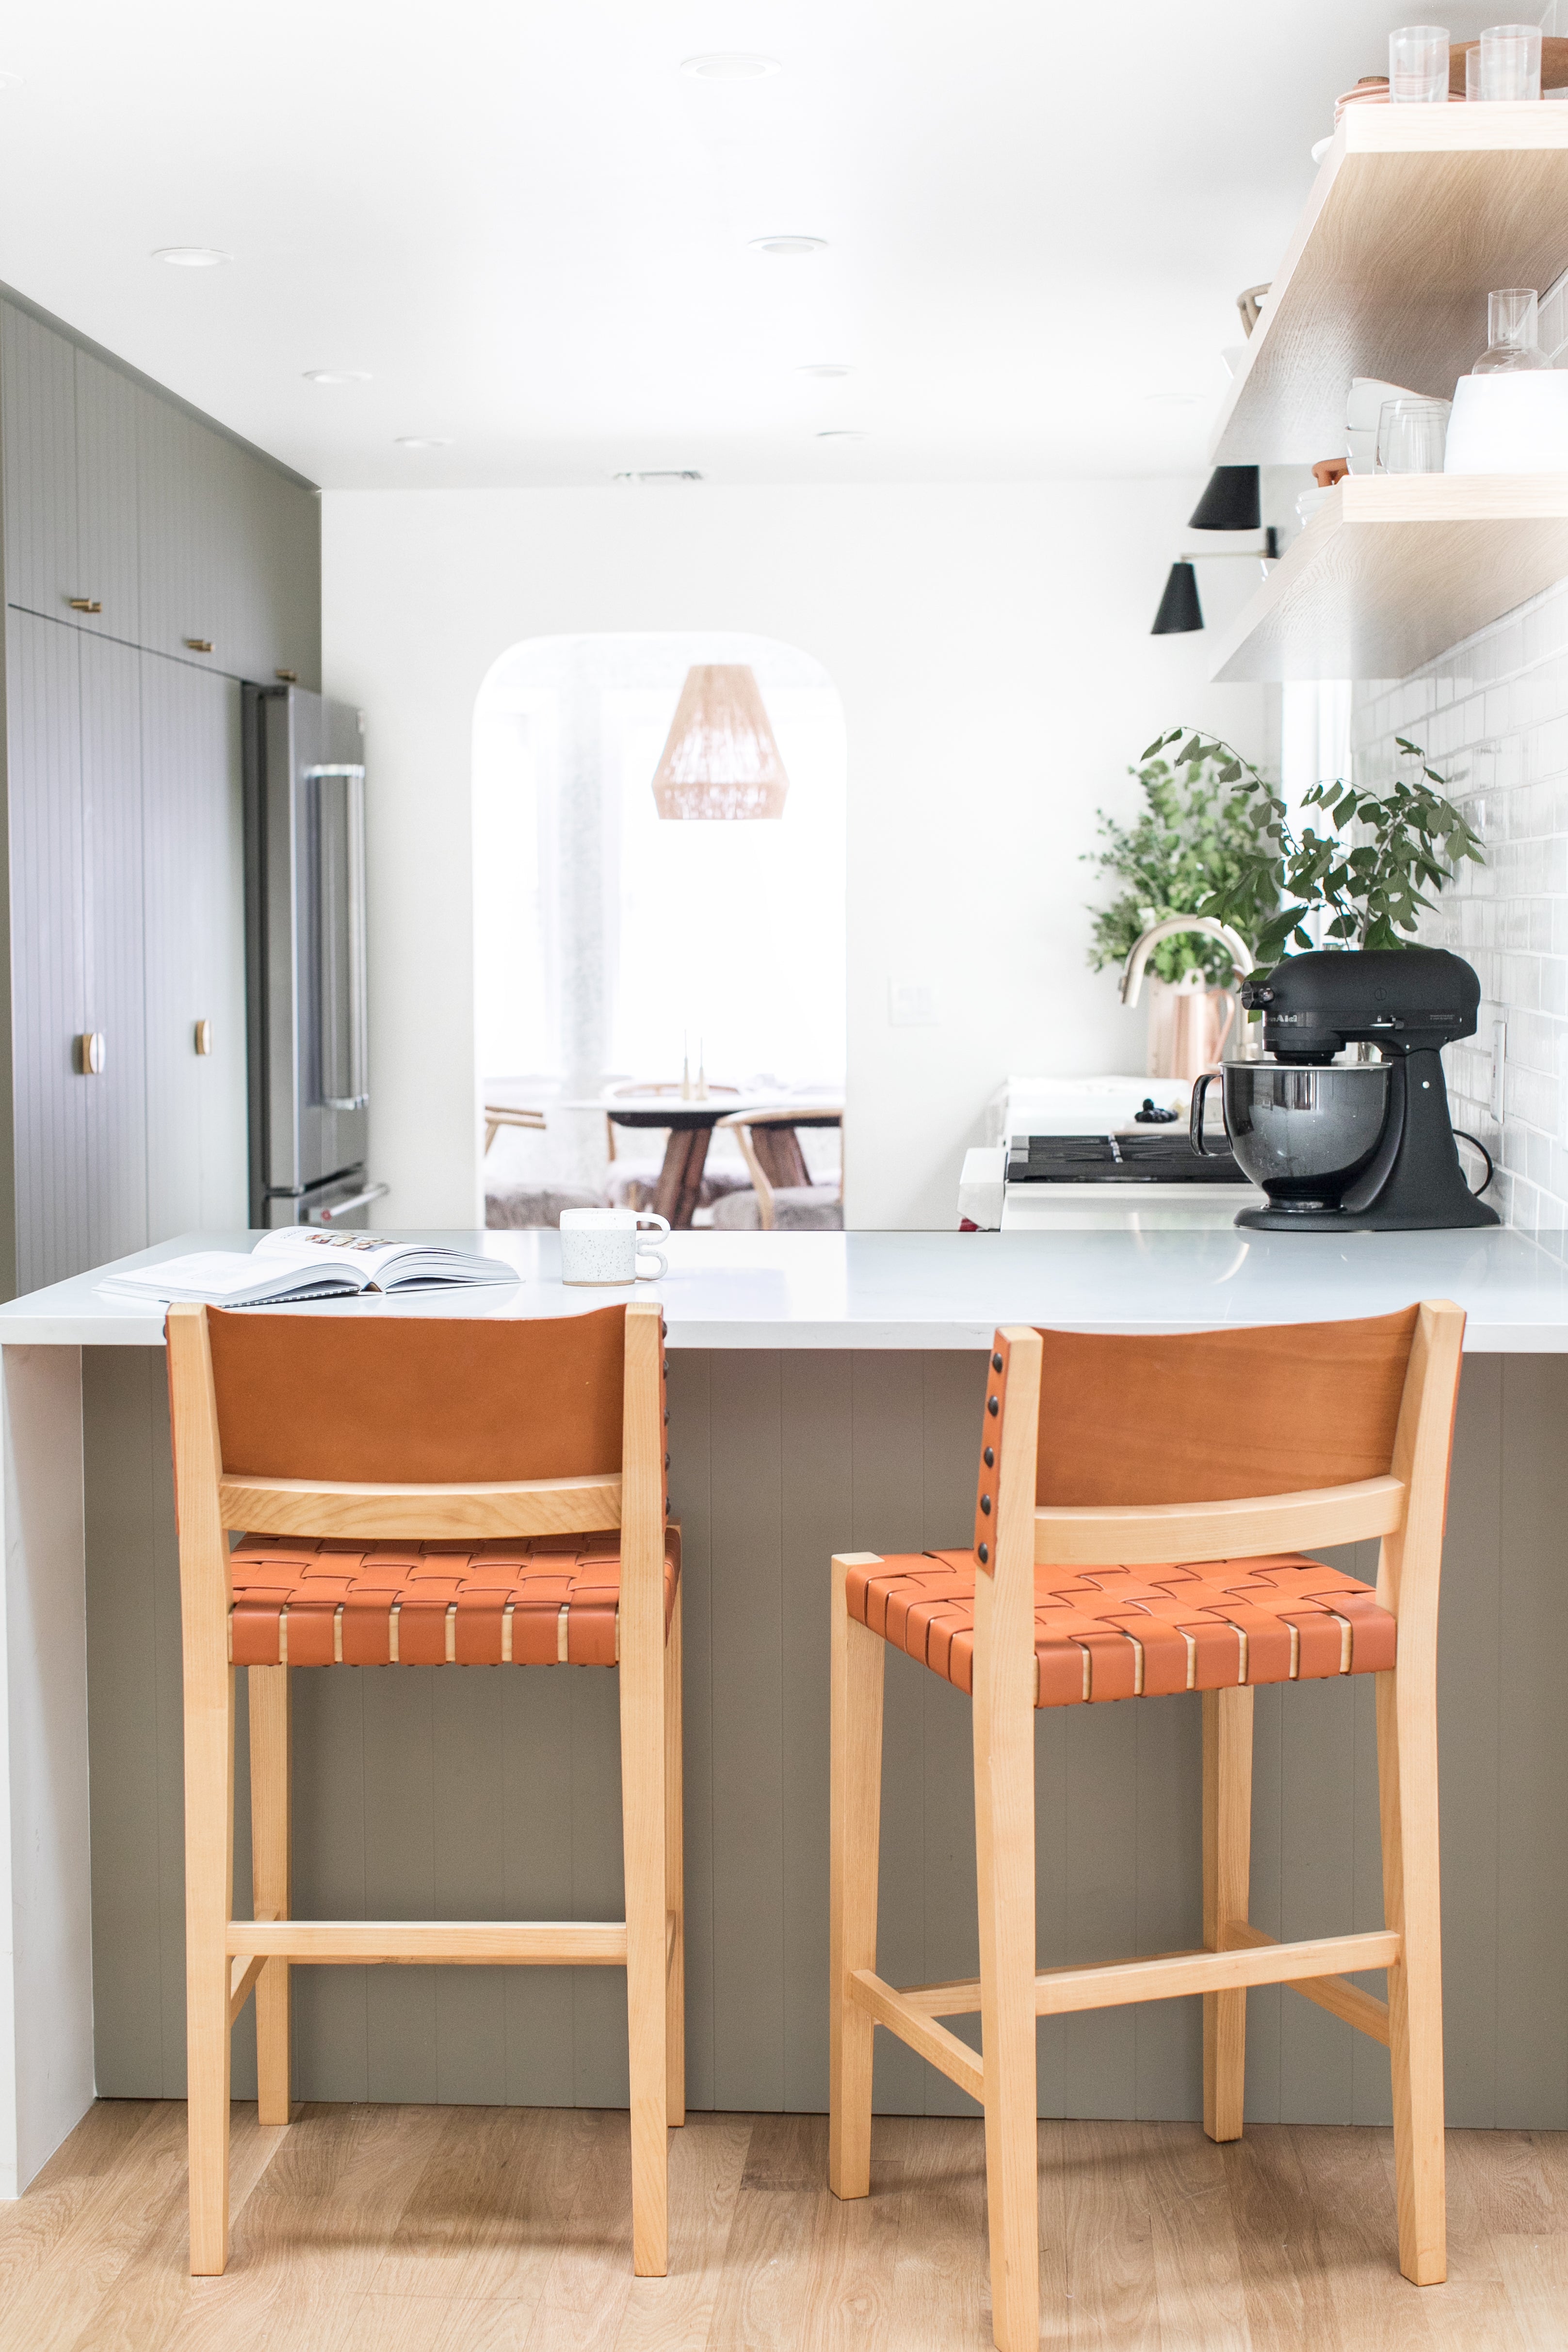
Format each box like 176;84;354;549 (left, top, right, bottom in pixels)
1377;1664;1446;2285
973;1569;1038;2352
1202;1684;1254;2142
829;1555;885;2201
664;1580;686;2129
621;1590;668;2276
248;1664;292;2128
185;1654;235;2275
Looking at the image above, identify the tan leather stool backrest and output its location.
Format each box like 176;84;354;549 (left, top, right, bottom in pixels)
1032;1308;1420;1507
206;1302;629;1483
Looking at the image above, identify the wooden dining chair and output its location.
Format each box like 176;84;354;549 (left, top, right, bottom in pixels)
713;1105;844;1229
166;1299;682;2279
828;1302;1464;2352
483;1101;548;1153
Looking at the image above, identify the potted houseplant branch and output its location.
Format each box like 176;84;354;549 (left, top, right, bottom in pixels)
1083;741;1282;987
1142;725;1486;965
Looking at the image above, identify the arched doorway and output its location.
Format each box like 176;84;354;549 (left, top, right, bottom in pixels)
472;630;846;1218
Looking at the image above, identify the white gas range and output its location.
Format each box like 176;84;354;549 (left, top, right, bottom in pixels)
958;1073;1264;1231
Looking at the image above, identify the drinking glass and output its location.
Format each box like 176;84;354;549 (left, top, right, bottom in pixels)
1389;26;1450;100
1466;44;1482;97
1473;287;1549;371
1377;398;1452;472
1480;23;1542;98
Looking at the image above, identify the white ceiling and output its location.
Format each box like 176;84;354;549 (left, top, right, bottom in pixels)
0;0;1518;489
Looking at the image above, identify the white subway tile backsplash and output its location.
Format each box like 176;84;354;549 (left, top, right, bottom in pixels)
1353;570;1568;1233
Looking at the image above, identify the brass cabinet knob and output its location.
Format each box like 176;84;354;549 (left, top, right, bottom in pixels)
275;668;299;683
74;1033;105;1076
67;598;102;614
194;1019;212;1055
184;638;214;654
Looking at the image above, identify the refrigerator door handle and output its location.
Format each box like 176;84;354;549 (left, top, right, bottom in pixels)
310;1179;390;1224
307;763;369;1112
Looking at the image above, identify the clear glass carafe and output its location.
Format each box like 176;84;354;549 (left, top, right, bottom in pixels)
1473;287;1550;372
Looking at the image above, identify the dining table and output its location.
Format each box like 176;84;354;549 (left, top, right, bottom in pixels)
564;1089;843;1228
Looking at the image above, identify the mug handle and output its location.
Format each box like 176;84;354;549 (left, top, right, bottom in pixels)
1190;1068;1225;1158
634;1211;671;1236
635;1245;668;1282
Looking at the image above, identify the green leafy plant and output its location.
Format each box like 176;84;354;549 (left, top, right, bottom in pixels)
1083;742;1282;986
1145;726;1486;966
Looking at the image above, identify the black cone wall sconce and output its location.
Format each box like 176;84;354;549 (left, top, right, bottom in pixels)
1152;464;1279;634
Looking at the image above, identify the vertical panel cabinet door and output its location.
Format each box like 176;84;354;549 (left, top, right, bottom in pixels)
73;351;144;646
196;435;320;689
257;470;323;691
141;656;248;1237
0;304;79;625
79;635;150;1269
7;615;148;1290
137;397;226;674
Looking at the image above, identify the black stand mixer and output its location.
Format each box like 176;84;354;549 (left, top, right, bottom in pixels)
1190;946;1499;1233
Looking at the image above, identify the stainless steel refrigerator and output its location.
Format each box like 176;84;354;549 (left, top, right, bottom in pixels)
242;685;386;1228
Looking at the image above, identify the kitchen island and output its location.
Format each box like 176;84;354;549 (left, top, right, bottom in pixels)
0;1224;1564;2194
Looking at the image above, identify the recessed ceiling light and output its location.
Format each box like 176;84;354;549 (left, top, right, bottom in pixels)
394;436;452;449
816;429;868;443
153;247;232;268
682;53;779;80
304;369;371;386
749;236;826;258
798;363;854;380
612;470;704;485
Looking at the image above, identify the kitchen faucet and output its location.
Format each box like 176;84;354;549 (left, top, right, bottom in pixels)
1120;914;1258;1070
1118;913;1255;1006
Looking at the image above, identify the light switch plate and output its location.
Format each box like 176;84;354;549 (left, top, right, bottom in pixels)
888;980;938;1026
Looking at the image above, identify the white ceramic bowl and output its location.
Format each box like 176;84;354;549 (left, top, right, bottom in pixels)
1445;371;1568;472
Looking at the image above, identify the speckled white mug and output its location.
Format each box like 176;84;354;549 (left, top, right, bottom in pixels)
559;1206;669;1286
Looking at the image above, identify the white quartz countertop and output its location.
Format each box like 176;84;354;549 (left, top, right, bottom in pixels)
0;1225;1564;1350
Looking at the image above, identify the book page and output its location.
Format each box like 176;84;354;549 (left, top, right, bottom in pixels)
253;1229;411;1279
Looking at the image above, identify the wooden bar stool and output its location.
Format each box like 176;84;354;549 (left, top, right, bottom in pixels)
166;1298;682;2279
828;1302;1464;2352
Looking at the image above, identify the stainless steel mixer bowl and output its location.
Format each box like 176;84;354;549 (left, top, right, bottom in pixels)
1196;1060;1390;1207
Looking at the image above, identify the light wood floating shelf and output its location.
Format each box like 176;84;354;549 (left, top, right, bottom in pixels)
1209;474;1568;682
1211;105;1568;466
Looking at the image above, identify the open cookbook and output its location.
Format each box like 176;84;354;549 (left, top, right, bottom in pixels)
97;1228;517;1306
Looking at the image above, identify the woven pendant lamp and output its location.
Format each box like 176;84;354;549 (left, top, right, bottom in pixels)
650;665;790;819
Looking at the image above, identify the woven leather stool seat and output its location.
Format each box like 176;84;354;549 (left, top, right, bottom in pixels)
845;1547;1396;1706
229;1530;681;1669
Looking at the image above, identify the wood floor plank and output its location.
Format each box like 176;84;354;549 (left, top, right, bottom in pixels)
706;2114;901;2352
1143;2122;1251;2352
791;2155;901;2352
1444;2130;1558;2252
368;2105;600;2306
1055;2119;1158;2352
518;2112;636;2352
878;2116;989;2352
0;2103;185;2352
1413;2130;1534;2352
1494;2235;1568;2350
1221;2123;1342;2352
1294;2124;1435;2351
65;2103;435;2352
614;2116;750;2352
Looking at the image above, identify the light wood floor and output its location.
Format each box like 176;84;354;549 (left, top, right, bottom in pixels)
5;2100;1568;2351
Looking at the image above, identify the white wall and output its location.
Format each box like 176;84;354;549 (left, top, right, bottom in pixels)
322;482;1266;1229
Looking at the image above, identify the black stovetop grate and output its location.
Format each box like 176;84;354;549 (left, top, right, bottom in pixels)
1006;1132;1246;1185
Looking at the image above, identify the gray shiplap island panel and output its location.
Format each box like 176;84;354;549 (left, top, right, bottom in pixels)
82;1340;1568;2129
